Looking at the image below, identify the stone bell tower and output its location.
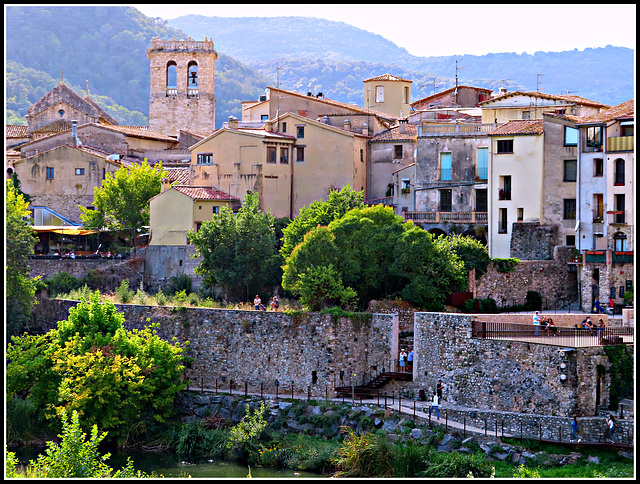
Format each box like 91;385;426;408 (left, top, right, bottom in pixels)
147;37;217;137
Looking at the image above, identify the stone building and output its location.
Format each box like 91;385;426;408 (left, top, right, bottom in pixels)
147;37;218;137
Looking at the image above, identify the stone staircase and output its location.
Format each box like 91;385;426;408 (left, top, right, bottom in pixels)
335;371;413;399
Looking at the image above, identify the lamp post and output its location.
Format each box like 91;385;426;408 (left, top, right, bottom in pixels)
275;379;279;402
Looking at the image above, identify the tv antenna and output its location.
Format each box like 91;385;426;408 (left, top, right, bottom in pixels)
536;74;544;92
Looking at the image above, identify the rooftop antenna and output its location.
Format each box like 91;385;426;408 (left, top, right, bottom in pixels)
536;74;544;93
86;80;89;96
276;66;281;132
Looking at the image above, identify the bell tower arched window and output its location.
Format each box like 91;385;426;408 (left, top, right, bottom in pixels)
166;61;177;95
188;61;198;95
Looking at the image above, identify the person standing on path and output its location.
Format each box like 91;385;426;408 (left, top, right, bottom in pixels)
430;391;440;419
571;417;581;442
407;348;414;372
533;311;541;336
437;380;444;401
399;349;407;372
607;416;616;443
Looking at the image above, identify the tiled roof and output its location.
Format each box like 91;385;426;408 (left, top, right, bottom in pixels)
488;120;544;136
6;124;29;137
371;123;417;142
363;74;413;83
32;120;73;134
480;91;608;108
180;128;211;139
267;87;399;121
410;85;492;107
97;124;178;143
172;185;238;201
163;167;191;185
574;100;634;124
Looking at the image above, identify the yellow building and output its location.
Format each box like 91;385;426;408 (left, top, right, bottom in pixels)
363;74;412;118
479;91;607;124
487;120;545;258
190;112;369;218
148;185;238;246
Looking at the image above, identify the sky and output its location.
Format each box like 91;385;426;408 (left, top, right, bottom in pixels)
131;4;636;58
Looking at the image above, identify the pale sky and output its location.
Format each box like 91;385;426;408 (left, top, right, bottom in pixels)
131;3;636;57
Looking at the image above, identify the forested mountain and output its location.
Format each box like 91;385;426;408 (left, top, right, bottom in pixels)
170;15;633;107
5;6;634;130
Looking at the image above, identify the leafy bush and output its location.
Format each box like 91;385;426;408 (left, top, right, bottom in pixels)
166;273;192;296
525;290;543;311
44;272;81;297
332;426;394;477
115;278;134;303
155;290;168;306
226;402;269;460
175;420;225;462
492;257;520;273
393;441;430;477
463;297;498;313
419;451;494;478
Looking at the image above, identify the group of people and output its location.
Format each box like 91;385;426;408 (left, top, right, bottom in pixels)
571;416;617;444
253;295;279;311
398;348;414;372
579;316;606;336
533;311;558;336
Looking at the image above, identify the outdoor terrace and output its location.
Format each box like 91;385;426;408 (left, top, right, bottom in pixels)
403;211;487;223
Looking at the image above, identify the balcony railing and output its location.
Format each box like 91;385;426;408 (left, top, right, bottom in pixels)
418;123;499;137
365;196;394;206
471;321;633;347
404;211;487;223
607;135;634;152
166;88;177;96
585;251;606;263
612;251;634;264
608;210;627;225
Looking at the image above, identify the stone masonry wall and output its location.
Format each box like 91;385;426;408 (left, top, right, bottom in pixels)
31;299;397;398
476;246;578;307
412;312;626;418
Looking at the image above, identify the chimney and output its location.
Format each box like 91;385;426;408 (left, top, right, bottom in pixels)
499;87;507;96
343;119;351;131
307;91;313;97
399;119;407;134
362;123;369;136
263;120;273;132
228;116;238;129
321;115;329;124
71;120;79;147
316;92;323;99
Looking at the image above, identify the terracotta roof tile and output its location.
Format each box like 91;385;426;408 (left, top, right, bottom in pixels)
575;100;634;124
488;120;544;136
363;74;412;83
98;124;178;143
410;85;492;107
172;185;238;201
371;123;417;142
32;119;73;134
163;167;191;185
6;124;29;137
480;91;608;108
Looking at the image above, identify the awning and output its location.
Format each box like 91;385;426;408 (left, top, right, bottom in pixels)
31;225;98;235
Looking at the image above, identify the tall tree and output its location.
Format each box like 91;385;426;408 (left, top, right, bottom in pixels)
6;180;39;336
80;160;164;253
188;191;282;302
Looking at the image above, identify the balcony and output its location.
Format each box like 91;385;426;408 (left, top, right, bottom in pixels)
418;123;499;137
607;135;634;152
607;210;627;225
612;251;634;264
365;196;394;206
403;211;487;223
585;251;606;263
166;88;177;96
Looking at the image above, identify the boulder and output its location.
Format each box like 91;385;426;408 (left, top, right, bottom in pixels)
382;420;399;432
410;428;423;439
279;401;293;411
193;395;211;405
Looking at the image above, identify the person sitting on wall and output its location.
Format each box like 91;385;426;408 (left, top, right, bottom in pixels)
583;317;595;335
545;318;557;336
595;318;606;337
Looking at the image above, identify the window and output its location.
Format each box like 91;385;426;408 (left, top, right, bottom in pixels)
75;168;85;176
563;198;576;220
59;109;65;117
586;126;602;148
620;121;633;137
614;232;628;251
566;235;576;246
522;111;531;120
197;153;213;164
439;189;452;212
498;208;508;233
614;194;625;224
496;140;513;153
282;122;287;133
593;158;603;176
46;167;54;179
187;61;198;89
401;178;411;193
614;158;625;185
195;222;202;232
360;149;364;162
563;160;577;182
499;175;511;200
166;61;177;92
279;147;288;164
593;194;604;222
564;126;578;146
440;152;452;181
296;126;305;139
517;208;524;222
266;146;277;163
296;146;305;162
404;86;409;104
476;147;488;179
261;114;269;122
212;206;219;214
475;188;487;212
394;145;403;159
375;85;384;103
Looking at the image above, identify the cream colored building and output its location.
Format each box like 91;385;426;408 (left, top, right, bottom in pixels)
190;112;369;218
487;120;545;258
479;91;607;124
149;185;238;246
363;74;412;118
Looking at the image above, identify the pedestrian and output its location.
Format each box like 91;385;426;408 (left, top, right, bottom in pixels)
254;295;261;310
607;416;615;444
533;311;541;336
571;417;581;442
399;349;407;372
437;379;444;401
430;391;440;419
407;348;414;371
270;295;279;311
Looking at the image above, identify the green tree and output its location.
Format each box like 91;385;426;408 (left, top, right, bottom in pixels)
80;160;165;253
6;291;188;444
434;234;491;281
6;179;40;336
188;191;282;302
280;185;364;260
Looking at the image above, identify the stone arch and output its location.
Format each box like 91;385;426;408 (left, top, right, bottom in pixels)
187;60;199;89
428;228;447;238
166;60;177;89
